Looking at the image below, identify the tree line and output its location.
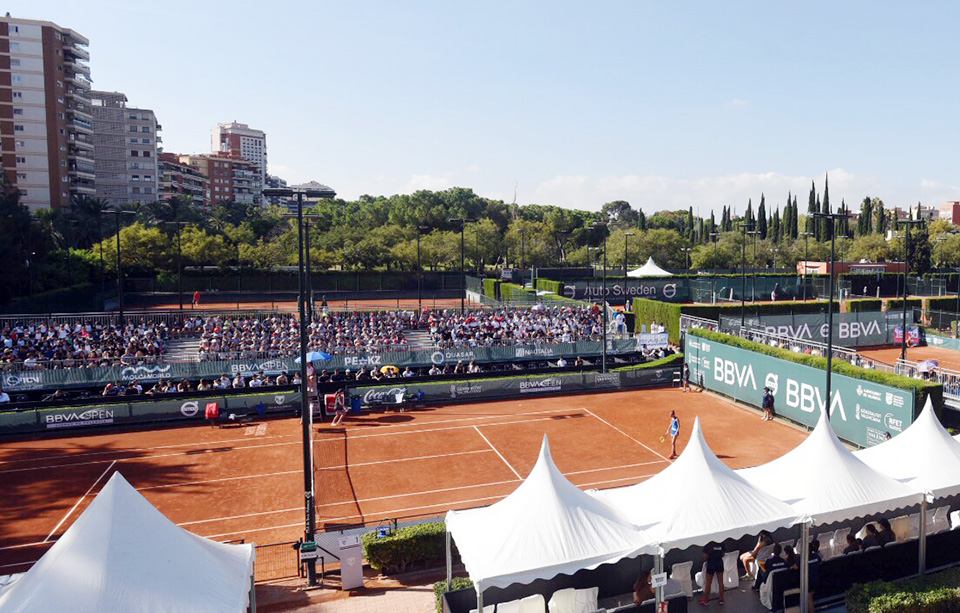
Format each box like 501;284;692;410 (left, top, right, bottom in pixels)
0;169;952;306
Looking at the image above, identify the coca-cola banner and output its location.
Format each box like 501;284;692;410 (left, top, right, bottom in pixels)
348;366;677;408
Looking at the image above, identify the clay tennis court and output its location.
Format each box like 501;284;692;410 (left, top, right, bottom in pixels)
859;345;960;372
0;388;807;576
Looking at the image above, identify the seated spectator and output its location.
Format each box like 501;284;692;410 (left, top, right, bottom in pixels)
428;364;441;376
356;367;369;381
574;355;583;368
633;569;655;605
292;372;302;385
217;374;231;390
0;387;9;403
232;374;246;389
276;372;289;386
453;360;464;375
402;367;414;378
126;381;143;395
318;370;330;383
248;374;263;388
741;530;773;579
370;369;383;381
177;379;192;392
861;524;881;549
877;517;896;546
753;543;786;591
467;361;481;374
843;534;861;554
43;389;67;402
442;364;452;375
197;379;212;391
807;539;823;611
556;356;568;368
264;375;275;386
783;545;798;569
102;382;120;397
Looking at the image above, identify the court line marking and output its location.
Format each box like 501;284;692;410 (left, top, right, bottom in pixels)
44;460;116;543
581;407;670;462
473;426;522;479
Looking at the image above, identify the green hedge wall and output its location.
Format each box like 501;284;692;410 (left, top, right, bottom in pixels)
689;328;942;412
482;278;499;299
361;521;454;574
632;299;683;342
534;278;564;295
612;353;683;371
847;299;883;312
498;282;530;301
926;297;959;312
885;298;923;312
846;567;960;613
434;577;474;613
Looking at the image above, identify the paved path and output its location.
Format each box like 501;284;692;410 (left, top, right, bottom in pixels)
302;583;435;612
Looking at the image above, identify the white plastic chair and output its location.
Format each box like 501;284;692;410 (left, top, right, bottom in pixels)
951;510;960;531
908;514;920;540
816;532;834;560
891;515;911;542
518;594;545;613
695;563;724;595
722;551;739;589
832;528;851;557
932;506;951;534
670;560;693;598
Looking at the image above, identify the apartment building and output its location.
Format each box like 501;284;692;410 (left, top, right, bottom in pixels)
211;121;267;188
0;15;93;209
90;90;160;206
159;152;208;206
940;202;960;225
179;152;260;207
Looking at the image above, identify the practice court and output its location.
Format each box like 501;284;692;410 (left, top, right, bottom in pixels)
0;388;808;574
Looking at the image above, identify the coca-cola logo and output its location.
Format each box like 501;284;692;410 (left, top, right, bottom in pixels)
362;387;407;404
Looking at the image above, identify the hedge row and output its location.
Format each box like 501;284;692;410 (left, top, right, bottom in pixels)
482;278;499;299
611;352;683;371
926;297;960;312
847;299;883;312
632;298;840;344
498;282;530;302
688;328;942;410
847;567;960;613
885;298;923;312
361;520;455;574
534;278;564;295
434;577;474;613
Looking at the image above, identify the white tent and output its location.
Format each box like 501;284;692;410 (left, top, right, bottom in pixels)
0;472;256;613
738;411;923;525
445;436;656;594
627;257;672;277
593;418;805;551
856;398;960;499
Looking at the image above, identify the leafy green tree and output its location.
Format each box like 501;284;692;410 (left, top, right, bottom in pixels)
847;234;892;262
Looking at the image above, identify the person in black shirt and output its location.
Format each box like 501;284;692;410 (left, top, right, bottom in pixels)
753;543;786;591
698;541;726;606
807;539;823;611
876;518;896;546
861;524;881;549
842;533;861;554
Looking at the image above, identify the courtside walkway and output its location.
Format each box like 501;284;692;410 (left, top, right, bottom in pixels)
301;583;434;612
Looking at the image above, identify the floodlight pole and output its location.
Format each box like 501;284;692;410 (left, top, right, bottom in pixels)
812;212;851;418
591;222;609;373
450;218;475;314
801;232;814;301
305;221;313;325
899;219;924;363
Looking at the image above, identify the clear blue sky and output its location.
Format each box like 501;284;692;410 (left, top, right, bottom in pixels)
14;1;960;214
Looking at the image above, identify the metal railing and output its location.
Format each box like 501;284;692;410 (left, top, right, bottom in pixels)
254;541;301;582
897;359;960;400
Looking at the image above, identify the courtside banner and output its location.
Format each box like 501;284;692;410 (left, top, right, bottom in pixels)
0;341;637;392
0;390;301;436
926;333;960;351
684;336;914;447
348;367;677;407
720;311;900;347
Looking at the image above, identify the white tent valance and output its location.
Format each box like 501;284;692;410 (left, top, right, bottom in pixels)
738;411;923;526
627;257;672;277
0;472;255;613
445;436;657;592
856;398;960;499
593;417;805;551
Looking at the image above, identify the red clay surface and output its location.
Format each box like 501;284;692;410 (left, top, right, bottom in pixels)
0;388;807;575
859;345;960;372
143;298;476;312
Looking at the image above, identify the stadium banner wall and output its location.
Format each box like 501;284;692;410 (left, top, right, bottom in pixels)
925;332;960;352
561;275;806;304
0;340;637;392
0;390;300;436
684;335;914;448
718;311;901;348
347;367;676;408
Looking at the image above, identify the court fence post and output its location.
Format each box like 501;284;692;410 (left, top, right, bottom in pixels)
445;530;452;590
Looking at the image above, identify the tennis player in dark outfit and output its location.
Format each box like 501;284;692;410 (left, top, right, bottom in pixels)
699;541;725;606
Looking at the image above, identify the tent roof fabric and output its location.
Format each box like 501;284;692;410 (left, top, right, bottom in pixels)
627;257;673;277
738;411;923;525
445;436;657;591
593;418;804;552
0;472;255;613
856;398;960;499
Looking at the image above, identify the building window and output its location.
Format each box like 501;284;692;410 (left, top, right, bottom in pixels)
130;151;139;157
143;151;151;158
130;138;138;144
144;175;153;181
12;76;22;84
141;127;151;133
19;190;27;196
13;92;23;99
141;138;150;144
130;126;138;132
10;42;20;51
15;141;25;148
17;173;26;180
131;162;140;169
58;96;64;103
13;109;23;115
16;157;26;164
131;175;140;181
132;187;140;194
129;114;138;120
11;59;20;67
144;187;153;194
14;125;24;132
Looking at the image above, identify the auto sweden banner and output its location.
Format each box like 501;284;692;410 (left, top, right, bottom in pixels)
720;311;902;348
684;335;915;448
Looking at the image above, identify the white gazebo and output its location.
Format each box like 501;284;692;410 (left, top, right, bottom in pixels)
0;472;256;612
627;257;673;277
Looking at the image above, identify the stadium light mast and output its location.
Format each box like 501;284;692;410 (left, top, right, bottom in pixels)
897;218;925;363
591;222;609;373
99;207;135;326
800;231;815;301
417;225;430;311
624;232;636;282
811;211;850;418
266;186;328;587
161;221;189;321
734;220;753;328
449;218;477;314
709;231;719;263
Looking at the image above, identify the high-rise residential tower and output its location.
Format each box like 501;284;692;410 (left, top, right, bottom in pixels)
211;121;266;188
90;90;160;206
0;15;93;210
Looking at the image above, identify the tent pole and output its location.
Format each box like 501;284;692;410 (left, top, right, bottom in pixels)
477;586;483;613
654;551;664;609
920;496;928;576
250;573;257;613
446;530;452;590
799;523;810;613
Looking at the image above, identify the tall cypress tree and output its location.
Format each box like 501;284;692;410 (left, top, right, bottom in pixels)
792;196;799;238
637;209;646;231
807;181;818;240
687;206;695;241
782;192;793;239
821;174;831;240
709;210;716;239
772;207;781;243
757;194;767;239
745;199;754;229
876;200;887;235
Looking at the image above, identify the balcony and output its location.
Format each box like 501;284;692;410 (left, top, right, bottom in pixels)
64;42;90;60
68;164;96;180
65;74;91;89
67;105;93;120
69;178;96;195
68;117;94;133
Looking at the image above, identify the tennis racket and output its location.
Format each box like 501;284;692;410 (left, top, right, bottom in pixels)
659;434;666;443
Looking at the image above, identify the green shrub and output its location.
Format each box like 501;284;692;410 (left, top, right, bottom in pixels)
482;278;499;299
633;299;683;341
534;278;564;295
688;328;942;411
362;521;451;574
499;282;532;302
926;297;959;312
847;578;960;613
848;299;883;312
434;577;475;613
885;298;923;312
612;353;683;371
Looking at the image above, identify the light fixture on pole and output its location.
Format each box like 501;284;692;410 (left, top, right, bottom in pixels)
264;186;330;587
896;219;925;363
161;221;189;320
800;231;815;301
99;207;135;326
417;225;430;311
449;218;477;314
734;220;753;327
591;222;609;373
623;233;636;281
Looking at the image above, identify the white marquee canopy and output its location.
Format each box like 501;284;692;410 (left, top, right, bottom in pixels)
627;257;673;277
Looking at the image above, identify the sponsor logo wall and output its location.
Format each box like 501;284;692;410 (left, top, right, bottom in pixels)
926;333;960;352
684;336;915;447
720;311;901;348
0;390;300;436
349;366;678;407
1;341;637;392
